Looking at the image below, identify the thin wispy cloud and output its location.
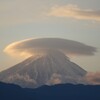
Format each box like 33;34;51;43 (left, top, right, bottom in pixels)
1;0;100;27
47;4;100;21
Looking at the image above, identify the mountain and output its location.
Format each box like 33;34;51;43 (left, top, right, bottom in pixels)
0;82;100;100
0;50;87;88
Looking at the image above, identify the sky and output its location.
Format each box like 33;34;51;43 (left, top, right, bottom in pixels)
0;0;100;72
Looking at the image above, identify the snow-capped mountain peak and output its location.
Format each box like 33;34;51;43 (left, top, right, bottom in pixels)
0;50;87;88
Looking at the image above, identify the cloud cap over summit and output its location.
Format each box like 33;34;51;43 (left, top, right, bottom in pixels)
4;38;97;58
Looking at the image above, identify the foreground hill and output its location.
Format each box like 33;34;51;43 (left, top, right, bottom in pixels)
0;82;100;100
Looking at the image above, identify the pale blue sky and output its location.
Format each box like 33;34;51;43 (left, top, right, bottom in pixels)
0;0;100;72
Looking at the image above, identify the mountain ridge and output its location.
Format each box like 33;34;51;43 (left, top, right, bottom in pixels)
0;81;100;100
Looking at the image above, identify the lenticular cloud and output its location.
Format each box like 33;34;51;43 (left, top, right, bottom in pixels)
4;38;97;58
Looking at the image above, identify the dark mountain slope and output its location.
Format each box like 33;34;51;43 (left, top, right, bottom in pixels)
0;82;100;100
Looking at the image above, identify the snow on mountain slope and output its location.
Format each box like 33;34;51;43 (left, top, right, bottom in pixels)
0;50;87;88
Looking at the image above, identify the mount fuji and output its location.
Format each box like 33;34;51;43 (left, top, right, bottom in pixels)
0;50;87;88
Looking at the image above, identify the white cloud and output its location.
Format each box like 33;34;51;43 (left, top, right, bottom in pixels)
7;73;37;84
4;38;97;58
85;72;100;85
47;4;100;21
48;73;62;85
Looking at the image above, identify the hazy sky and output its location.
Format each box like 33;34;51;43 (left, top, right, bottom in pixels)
0;0;100;72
